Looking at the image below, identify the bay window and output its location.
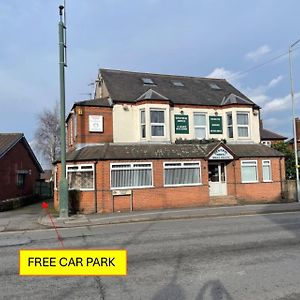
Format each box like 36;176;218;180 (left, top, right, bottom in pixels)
140;109;146;138
150;109;165;137
194;113;207;139
226;112;233;138
237;112;249;138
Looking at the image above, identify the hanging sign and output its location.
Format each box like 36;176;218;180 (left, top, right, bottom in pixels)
209;116;223;134
89;115;103;132
175;115;189;134
209;146;233;160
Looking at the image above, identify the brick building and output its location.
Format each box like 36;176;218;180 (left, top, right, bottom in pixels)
0;133;43;202
54;69;286;214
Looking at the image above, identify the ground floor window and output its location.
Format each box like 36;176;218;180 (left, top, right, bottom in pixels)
110;162;152;189
241;160;258;183
262;160;272;182
164;161;201;186
66;164;94;190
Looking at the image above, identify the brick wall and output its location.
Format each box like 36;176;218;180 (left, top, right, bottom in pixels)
0;140;41;201
67;106;113;150
54;156;285;214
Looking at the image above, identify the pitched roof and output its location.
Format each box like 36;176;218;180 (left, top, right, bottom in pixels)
100;68;257;107
0;133;23;158
74;97;112;108
62;142;284;162
0;133;43;172
260;128;287;141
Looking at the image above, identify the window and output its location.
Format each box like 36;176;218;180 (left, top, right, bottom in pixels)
140;109;146;138
17;173;26;188
226;112;233;138
241;160;258;183
67;164;94;190
194;113;207;139
69;118;73;145
209;83;221;90
142;78;155;85
73;112;77;138
237;112;249;138
262;160;272;182
172;81;184;87
111;163;152;189
150;110;165;137
164;161;201;186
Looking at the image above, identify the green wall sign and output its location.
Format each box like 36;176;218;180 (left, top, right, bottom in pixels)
209;116;223;134
175;115;189;134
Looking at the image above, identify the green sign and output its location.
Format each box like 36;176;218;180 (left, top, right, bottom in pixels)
175;115;189;134
209;116;223;134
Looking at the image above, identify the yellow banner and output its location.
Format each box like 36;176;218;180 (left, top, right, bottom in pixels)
19;249;127;276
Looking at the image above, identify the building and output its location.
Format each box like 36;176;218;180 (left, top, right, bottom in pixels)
54;69;286;214
287;118;300;158
260;120;287;146
0;133;43;203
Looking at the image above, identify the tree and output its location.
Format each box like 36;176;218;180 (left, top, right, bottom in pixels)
34;103;60;167
272;142;296;179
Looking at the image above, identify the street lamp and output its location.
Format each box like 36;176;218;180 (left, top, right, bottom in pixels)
288;39;300;202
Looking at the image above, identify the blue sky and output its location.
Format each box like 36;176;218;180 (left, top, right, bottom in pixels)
1;0;299;162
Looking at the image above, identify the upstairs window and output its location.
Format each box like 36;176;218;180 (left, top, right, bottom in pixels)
226;112;233;138
194;113;207;139
150;109;165;137
237;112;249;138
171;80;184;87
209;83;221;90
140;109;146;138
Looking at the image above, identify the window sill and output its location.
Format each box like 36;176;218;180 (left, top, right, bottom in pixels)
111;185;154;190
241;181;259;184
262;180;273;183
164;183;202;188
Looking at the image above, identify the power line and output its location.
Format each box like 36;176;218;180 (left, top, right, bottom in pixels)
228;46;300;80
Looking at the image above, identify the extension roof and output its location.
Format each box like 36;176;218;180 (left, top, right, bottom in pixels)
61;142;284;162
260;128;287;141
100;68;258;107
0;133;43;172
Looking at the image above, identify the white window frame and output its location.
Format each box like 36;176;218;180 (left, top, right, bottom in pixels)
163;161;202;187
66;164;95;191
241;160;258;183
226;112;233;139
140;109;146;139
262;160;272;182
110;162;153;190
194;113;207;140
150;109;166;138
237;111;250;138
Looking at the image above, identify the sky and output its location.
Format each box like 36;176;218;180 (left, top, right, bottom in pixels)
0;0;300;167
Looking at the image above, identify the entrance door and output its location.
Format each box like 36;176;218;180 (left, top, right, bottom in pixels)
208;163;227;196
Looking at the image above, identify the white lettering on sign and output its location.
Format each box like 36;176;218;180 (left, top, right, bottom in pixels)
209;146;233;160
89;115;103;132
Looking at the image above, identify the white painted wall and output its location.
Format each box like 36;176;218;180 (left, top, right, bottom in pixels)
113;103;260;144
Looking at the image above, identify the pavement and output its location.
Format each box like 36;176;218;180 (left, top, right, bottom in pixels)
1;200;300;232
38;201;300;229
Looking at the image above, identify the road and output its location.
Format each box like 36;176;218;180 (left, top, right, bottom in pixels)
1;212;300;299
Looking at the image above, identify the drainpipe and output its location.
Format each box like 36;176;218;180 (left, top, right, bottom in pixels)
279;157;284;200
94;161;98;213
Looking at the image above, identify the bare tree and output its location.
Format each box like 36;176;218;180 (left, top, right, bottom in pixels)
34;103;61;167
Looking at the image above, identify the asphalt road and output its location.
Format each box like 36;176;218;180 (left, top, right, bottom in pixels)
1;212;300;299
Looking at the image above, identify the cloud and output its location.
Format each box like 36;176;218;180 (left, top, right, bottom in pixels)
207;67;242;86
268;75;283;88
246;45;271;62
263;92;300;112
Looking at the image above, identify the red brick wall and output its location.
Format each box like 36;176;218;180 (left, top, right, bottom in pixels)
66;106;113;150
54;156;285;214
0;140;41;201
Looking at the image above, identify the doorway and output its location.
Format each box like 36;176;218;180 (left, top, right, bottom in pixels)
208;162;227;196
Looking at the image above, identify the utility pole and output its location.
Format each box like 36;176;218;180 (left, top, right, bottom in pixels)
288;39;300;202
58;4;68;218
